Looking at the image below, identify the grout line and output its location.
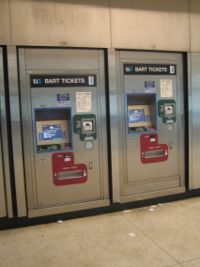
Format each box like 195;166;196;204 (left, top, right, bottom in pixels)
179;256;200;265
166;264;182;267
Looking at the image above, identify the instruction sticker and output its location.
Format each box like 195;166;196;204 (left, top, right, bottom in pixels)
76;92;92;113
144;81;156;93
160;79;173;98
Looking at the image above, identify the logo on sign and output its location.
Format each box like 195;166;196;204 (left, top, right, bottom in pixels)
33;79;43;85
125;66;134;73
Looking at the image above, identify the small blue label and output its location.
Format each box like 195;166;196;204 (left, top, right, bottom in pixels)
57;94;70;103
144;81;156;93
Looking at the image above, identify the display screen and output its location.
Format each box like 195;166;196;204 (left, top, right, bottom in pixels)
39;124;66;141
36;120;69;146
129;109;148;123
128;105;151;128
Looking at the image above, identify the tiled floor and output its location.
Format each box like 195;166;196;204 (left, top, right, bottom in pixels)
1;197;200;267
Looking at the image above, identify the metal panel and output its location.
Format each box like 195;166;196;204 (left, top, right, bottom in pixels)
18;48;109;217
0;48;7;217
110;0;190;51
112;51;185;202
0;47;13;218
0;138;6;217
188;53;200;189
9;0;110;48
7;46;27;217
108;49;121;203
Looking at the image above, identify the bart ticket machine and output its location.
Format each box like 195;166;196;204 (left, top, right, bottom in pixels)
18;49;109;217
117;51;185;202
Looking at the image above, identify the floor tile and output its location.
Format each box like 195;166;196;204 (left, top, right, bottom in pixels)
181;258;200;267
0;212;176;267
121;197;200;262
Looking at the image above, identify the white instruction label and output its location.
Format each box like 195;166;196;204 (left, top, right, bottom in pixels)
160;79;173;98
76;92;92;113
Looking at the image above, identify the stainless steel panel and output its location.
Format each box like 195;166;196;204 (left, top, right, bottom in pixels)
29;199;110;218
108;49;121;202
18;48;109;216
0;148;6;217
188;53;200;189
113;51;185;202
0;47;7;217
7;46;27;217
120;187;185;203
0;47;13;218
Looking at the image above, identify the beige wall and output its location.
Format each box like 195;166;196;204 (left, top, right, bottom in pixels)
191;0;200;52
111;0;190;51
9;0;110;47
0;0;10;44
0;0;200;51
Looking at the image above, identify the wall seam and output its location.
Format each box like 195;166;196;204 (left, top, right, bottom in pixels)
109;0;113;48
189;0;192;52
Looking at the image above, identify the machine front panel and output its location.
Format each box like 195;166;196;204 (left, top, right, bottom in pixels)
19;49;109;213
118;52;185;198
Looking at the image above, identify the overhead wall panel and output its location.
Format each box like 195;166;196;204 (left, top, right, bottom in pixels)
110;0;190;51
0;0;10;44
191;0;200;52
9;0;111;47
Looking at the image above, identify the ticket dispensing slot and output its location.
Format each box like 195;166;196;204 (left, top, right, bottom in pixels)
127;94;156;133
57;170;85;180
35;108;72;152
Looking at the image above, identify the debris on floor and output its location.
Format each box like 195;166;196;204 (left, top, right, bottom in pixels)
149;208;155;212
123;209;131;213
128;232;136;238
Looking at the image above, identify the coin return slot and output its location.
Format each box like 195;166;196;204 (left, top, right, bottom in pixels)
58;170;85;180
144;149;165;158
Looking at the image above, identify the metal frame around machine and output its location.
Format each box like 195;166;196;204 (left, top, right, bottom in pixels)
0;47;13;218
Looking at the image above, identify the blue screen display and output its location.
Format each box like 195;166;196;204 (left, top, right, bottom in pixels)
39;124;66;141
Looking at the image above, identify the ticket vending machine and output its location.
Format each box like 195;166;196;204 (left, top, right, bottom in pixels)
16;48;109;217
110;51;185;202
0;47;13;218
